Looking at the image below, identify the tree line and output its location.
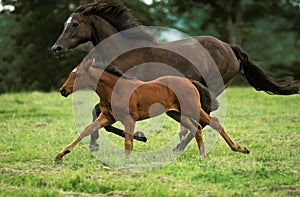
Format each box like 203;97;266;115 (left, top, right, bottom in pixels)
0;0;299;92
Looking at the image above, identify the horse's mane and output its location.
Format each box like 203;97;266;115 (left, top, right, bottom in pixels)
75;1;157;43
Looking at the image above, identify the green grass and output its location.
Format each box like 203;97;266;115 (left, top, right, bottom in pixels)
0;88;299;196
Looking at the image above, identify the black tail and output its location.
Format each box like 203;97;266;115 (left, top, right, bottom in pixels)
192;80;219;114
231;45;299;95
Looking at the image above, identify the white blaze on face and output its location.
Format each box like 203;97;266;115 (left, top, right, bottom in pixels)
72;67;78;73
63;17;73;32
66;17;73;24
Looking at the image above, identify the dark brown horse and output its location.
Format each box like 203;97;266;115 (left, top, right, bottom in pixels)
52;1;299;150
55;58;249;161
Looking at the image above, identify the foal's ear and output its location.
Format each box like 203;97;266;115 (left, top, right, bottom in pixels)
82;58;95;71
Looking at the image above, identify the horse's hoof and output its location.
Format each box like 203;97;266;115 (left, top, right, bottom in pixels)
89;144;99;152
134;131;147;142
173;144;185;152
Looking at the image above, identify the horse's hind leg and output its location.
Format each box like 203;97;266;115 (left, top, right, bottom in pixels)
167;111;205;157
167;111;193;150
199;110;250;154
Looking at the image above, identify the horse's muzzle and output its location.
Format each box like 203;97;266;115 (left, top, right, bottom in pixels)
52;44;67;57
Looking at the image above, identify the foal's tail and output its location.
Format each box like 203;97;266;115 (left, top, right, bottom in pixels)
191;80;219;113
230;45;300;95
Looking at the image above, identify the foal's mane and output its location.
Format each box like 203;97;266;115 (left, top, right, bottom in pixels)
75;0;157;43
104;66;133;79
90;63;133;80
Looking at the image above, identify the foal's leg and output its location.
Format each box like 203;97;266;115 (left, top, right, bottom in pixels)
122;118;136;156
176;122;207;153
179;117;206;158
193;122;206;158
90;103;147;152
55;114;115;161
199;109;250;154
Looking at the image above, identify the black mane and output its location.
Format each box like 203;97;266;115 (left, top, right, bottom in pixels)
74;1;157;43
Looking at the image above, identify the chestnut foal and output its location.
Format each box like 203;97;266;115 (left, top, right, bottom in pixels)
55;58;249;161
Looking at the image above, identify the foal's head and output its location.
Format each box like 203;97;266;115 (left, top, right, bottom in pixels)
59;58;97;97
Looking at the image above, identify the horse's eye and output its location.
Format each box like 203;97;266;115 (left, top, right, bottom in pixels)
73;22;79;27
76;73;81;78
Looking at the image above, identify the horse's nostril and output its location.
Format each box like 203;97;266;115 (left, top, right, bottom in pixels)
52;45;63;53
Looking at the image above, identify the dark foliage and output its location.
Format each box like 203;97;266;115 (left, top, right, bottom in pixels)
0;0;299;92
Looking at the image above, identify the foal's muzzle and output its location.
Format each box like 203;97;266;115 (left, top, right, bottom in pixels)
60;88;70;97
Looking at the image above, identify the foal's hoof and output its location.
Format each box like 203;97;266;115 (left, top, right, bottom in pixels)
54;150;70;163
244;147;250;154
89;144;99;152
55;156;63;163
134;131;147;142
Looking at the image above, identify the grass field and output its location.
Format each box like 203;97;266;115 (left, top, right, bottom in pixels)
0;87;299;196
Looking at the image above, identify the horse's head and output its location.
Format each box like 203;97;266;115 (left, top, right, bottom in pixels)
52;2;116;57
52;12;93;57
52;2;153;58
59;58;97;97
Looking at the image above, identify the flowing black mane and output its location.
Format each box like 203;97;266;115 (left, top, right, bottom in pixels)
75;1;157;43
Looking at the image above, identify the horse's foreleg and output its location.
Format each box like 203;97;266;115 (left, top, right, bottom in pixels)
89;104;100;152
55;114;114;162
200;111;250;154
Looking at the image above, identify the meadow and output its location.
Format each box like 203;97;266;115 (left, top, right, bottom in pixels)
0;87;299;196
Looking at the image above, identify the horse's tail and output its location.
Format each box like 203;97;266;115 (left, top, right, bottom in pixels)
230;45;299;95
191;80;219;113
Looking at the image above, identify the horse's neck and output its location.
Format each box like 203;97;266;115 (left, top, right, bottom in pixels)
88;15;157;46
89;15;118;46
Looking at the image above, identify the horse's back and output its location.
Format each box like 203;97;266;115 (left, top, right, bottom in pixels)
194;36;240;94
159;35;240;95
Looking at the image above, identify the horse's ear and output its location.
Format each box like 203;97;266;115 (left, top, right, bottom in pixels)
80;2;107;15
91;3;108;14
81;6;93;15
